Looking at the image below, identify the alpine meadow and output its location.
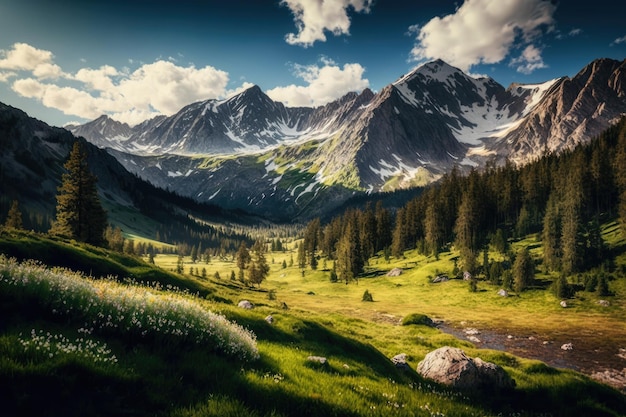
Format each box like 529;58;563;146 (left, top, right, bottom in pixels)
1;1;626;416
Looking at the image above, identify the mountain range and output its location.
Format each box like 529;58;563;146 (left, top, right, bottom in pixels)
4;57;625;223
66;57;626;220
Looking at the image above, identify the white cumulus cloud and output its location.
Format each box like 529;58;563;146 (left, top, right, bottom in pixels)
114;60;230;116
611;35;626;46
1;42;239;125
267;59;369;107
409;0;557;73
510;44;548;74
281;0;373;47
0;42;66;79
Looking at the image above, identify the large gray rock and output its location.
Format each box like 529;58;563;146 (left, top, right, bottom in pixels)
417;346;515;391
237;300;253;309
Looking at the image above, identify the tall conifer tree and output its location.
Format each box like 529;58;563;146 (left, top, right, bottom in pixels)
614;122;626;236
4;200;23;230
513;247;534;293
336;212;363;284
49;142;107;246
542;193;561;272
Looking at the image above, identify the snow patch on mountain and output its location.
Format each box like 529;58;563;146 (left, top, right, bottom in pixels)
510;78;561;115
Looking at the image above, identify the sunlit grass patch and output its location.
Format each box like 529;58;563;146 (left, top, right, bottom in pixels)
0;255;259;361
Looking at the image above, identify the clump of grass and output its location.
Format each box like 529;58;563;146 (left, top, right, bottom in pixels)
401;313;434;327
0;255;259;361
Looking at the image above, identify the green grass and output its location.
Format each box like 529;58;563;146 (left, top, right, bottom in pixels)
0;229;208;296
1;230;625;416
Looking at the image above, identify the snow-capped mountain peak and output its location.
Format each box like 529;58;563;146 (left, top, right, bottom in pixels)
68;58;626;219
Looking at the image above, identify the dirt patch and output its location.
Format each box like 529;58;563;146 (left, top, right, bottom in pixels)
438;322;626;393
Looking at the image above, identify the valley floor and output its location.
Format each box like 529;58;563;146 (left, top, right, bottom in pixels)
155;246;626;395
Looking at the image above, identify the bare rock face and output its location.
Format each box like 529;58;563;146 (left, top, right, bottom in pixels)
416;346;515;391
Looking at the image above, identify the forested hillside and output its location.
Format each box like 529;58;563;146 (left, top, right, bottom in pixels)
302;117;626;286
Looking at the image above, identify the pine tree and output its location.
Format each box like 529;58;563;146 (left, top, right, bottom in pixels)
560;159;584;275
49;142;107;246
190;244;198;263
105;226;124;252
303;218;321;269
391;207;407;258
124;239;135;255
454;189;480;273
4;200;23;230
359;204;376;259
249;240;270;287
513;247;534;293
336;214;363;284
297;241;306;269
613;122;626;236
490;228;507;254
597;272;610;296
374;201;392;253
424;190;444;256
542;193;561;272
235;242;251;281
553;274;571;299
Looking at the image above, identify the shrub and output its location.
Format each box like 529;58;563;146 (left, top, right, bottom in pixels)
552;275;572;299
361;289;373;302
597;273;611;296
401;313;433;326
584;273;598;292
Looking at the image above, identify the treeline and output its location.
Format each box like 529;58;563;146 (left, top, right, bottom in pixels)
302;117;626;283
1;141;253;257
298;202;392;283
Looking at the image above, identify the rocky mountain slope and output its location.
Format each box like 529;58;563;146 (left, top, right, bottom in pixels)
0;102;258;234
60;57;626;220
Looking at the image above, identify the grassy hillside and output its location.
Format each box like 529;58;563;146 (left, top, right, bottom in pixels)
1;229;625;416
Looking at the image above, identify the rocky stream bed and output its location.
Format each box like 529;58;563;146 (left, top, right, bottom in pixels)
437;322;626;393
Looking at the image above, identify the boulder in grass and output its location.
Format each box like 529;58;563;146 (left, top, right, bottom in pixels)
391;353;410;370
387;268;403;277
238;300;253;309
417;346;515;391
265;315;274;324
432;275;449;283
497;289;508;297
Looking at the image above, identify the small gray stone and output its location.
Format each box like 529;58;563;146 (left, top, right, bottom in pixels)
386;267;403;277
307;356;327;365
238;300;253;309
391;353;410;370
432;274;449;283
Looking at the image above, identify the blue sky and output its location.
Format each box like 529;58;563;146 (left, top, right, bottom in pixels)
0;0;625;127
